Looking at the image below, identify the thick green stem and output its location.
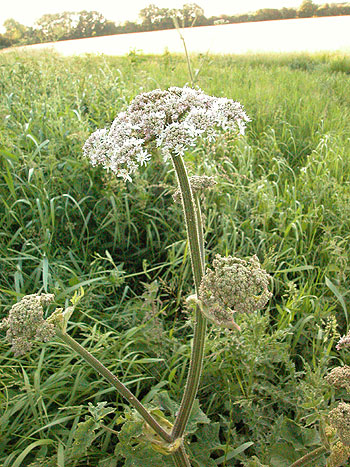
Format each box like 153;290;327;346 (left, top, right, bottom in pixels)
194;194;205;268
171;155;207;441
289;446;328;467
172;444;192;467
55;328;173;444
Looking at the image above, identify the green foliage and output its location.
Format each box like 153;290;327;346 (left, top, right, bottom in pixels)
70;402;116;458
114;391;222;466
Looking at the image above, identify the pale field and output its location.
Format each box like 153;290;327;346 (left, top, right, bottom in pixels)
8;16;350;56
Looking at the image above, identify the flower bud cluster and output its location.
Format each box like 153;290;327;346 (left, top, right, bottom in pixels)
326;366;350;393
173;175;216;203
328;441;350;467
83;86;250;181
198;254;272;328
0;294;55;356
329;402;350;446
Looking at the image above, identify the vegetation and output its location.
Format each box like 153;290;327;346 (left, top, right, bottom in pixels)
0;49;350;466
1;1;350;49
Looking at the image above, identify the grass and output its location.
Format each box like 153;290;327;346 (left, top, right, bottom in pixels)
0;49;350;466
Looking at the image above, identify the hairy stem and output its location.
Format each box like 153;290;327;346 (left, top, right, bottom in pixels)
55;328;173;444
172;444;192;467
289;446;328;467
171;155;207;441
194;193;205;268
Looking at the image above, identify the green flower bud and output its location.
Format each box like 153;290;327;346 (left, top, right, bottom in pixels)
198;254;272;328
0;294;55;356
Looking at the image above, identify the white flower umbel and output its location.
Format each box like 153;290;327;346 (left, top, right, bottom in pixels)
83;86;250;181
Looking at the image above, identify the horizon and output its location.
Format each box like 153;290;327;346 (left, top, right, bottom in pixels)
1;0;308;32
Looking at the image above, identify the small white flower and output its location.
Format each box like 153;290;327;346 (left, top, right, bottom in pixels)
136;150;151;166
83;86;250;182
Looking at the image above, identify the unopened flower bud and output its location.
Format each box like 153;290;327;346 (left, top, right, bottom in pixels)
198;254;272;328
326;366;350;393
173;175;216;203
0;294;55;356
329;403;350;446
328;441;350;467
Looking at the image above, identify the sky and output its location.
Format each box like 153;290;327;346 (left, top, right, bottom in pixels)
1;0;307;30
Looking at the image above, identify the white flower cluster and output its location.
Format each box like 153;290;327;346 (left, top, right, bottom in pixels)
83;86;250;182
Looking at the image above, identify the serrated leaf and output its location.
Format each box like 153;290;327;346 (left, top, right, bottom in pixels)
279;418;304;449
269;441;300;467
186;399;211;434
152;391;179;419
189;423;222;467
150;391;210;434
70;418;97;458
122;444;174;467
88;401;116;422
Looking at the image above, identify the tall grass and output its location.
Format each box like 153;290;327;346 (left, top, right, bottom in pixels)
0;50;350;466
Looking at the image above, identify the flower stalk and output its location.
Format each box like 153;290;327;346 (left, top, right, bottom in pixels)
289;446;328;467
170;154;207;442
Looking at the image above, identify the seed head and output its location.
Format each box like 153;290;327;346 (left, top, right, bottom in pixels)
198;254;272;328
326;366;350;393
329;402;350;446
0;294;55;356
83;86;250;182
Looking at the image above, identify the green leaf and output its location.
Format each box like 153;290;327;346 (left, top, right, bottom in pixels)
88;401;116;421
70;418;97;458
269;441;300;467
152;391;179;419
325;276;348;325
215;442;254;465
12;439;55;467
186;399;211;434
189;423;222;467
98;457;118;467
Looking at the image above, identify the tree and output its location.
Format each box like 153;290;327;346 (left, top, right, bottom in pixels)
73;10;115;38
139;5;173;30
280;8;298;19
0;34;12;49
35;12;76;42
3;18;28;43
297;0;318;18
253;8;283;21
34;11;118;42
181;3;205;27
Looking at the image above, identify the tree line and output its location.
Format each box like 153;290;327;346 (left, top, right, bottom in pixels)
1;1;350;49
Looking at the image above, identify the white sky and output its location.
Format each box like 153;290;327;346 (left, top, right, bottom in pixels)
1;1;309;30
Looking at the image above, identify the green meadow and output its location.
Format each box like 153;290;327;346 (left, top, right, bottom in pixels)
0;50;350;466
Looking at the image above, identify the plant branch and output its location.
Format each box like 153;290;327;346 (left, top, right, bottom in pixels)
172;444;192;466
55;328;173;444
289;446;328;467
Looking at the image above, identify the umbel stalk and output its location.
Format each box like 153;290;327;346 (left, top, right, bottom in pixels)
170;155;207;448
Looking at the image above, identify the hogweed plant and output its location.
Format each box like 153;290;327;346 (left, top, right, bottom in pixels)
1;86;274;466
286;331;350;467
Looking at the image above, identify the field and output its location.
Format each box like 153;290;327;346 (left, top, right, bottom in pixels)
0;50;350;466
